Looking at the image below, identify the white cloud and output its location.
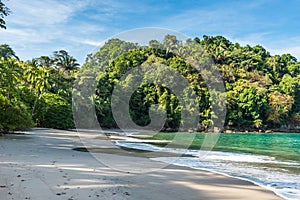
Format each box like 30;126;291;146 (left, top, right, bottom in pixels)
268;46;300;58
265;37;300;59
0;0;90;45
79;39;103;46
223;34;300;60
0;0;107;63
0;26;66;45
155;3;255;35
230;32;273;46
153;1;300;60
1;0;299;64
6;0;87;26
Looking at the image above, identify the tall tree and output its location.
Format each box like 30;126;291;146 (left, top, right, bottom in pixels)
36;56;53;68
53;50;79;71
0;57;22;100
0;44;18;59
24;59;50;115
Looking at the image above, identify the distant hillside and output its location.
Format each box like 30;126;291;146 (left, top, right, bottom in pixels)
79;35;300;132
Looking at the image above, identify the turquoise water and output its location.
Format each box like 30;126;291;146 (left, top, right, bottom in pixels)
117;132;300;200
148;132;300;163
201;133;300;163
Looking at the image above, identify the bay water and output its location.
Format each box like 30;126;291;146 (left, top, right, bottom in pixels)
116;133;300;200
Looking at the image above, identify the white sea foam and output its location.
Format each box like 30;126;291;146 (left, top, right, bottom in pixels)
116;140;300;200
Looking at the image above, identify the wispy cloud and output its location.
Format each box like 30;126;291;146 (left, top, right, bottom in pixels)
8;0;89;26
0;0;112;63
264;36;300;58
230;34;300;59
155;1;258;35
0;0;300;64
79;39;103;46
153;0;300;59
1;0;89;46
269;46;300;58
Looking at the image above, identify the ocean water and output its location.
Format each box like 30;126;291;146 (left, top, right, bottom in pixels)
116;133;300;200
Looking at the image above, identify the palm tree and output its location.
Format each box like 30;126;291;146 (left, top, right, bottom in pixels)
163;35;179;56
0;44;19;59
53;50;80;71
36;56;53;68
24;59;50;114
0;57;22;100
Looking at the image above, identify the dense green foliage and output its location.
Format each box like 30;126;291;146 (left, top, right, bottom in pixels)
34;93;74;129
81;35;300;131
0;57;33;132
1;34;300;132
0;95;33;132
0;48;78;132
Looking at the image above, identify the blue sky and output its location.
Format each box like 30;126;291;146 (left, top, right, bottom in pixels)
1;0;300;64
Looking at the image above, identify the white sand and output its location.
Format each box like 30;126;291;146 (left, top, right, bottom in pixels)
0;128;283;200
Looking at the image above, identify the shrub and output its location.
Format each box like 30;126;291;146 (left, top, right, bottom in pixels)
0;95;33;133
34;93;74;129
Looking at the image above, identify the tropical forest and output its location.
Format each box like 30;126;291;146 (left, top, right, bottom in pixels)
1;34;300;133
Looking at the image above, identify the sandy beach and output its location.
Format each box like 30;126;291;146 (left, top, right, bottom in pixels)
0;128;283;200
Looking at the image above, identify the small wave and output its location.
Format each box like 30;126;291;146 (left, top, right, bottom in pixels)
116;141;298;165
116;140;300;200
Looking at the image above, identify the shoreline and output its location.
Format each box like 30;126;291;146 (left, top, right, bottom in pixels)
2;126;300;136
0;128;284;199
76;144;291;200
154;159;289;200
161;128;300;134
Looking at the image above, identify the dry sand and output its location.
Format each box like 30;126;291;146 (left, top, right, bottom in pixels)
0;128;283;200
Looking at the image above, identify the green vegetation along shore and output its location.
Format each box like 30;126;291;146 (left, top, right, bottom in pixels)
1;35;300;133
